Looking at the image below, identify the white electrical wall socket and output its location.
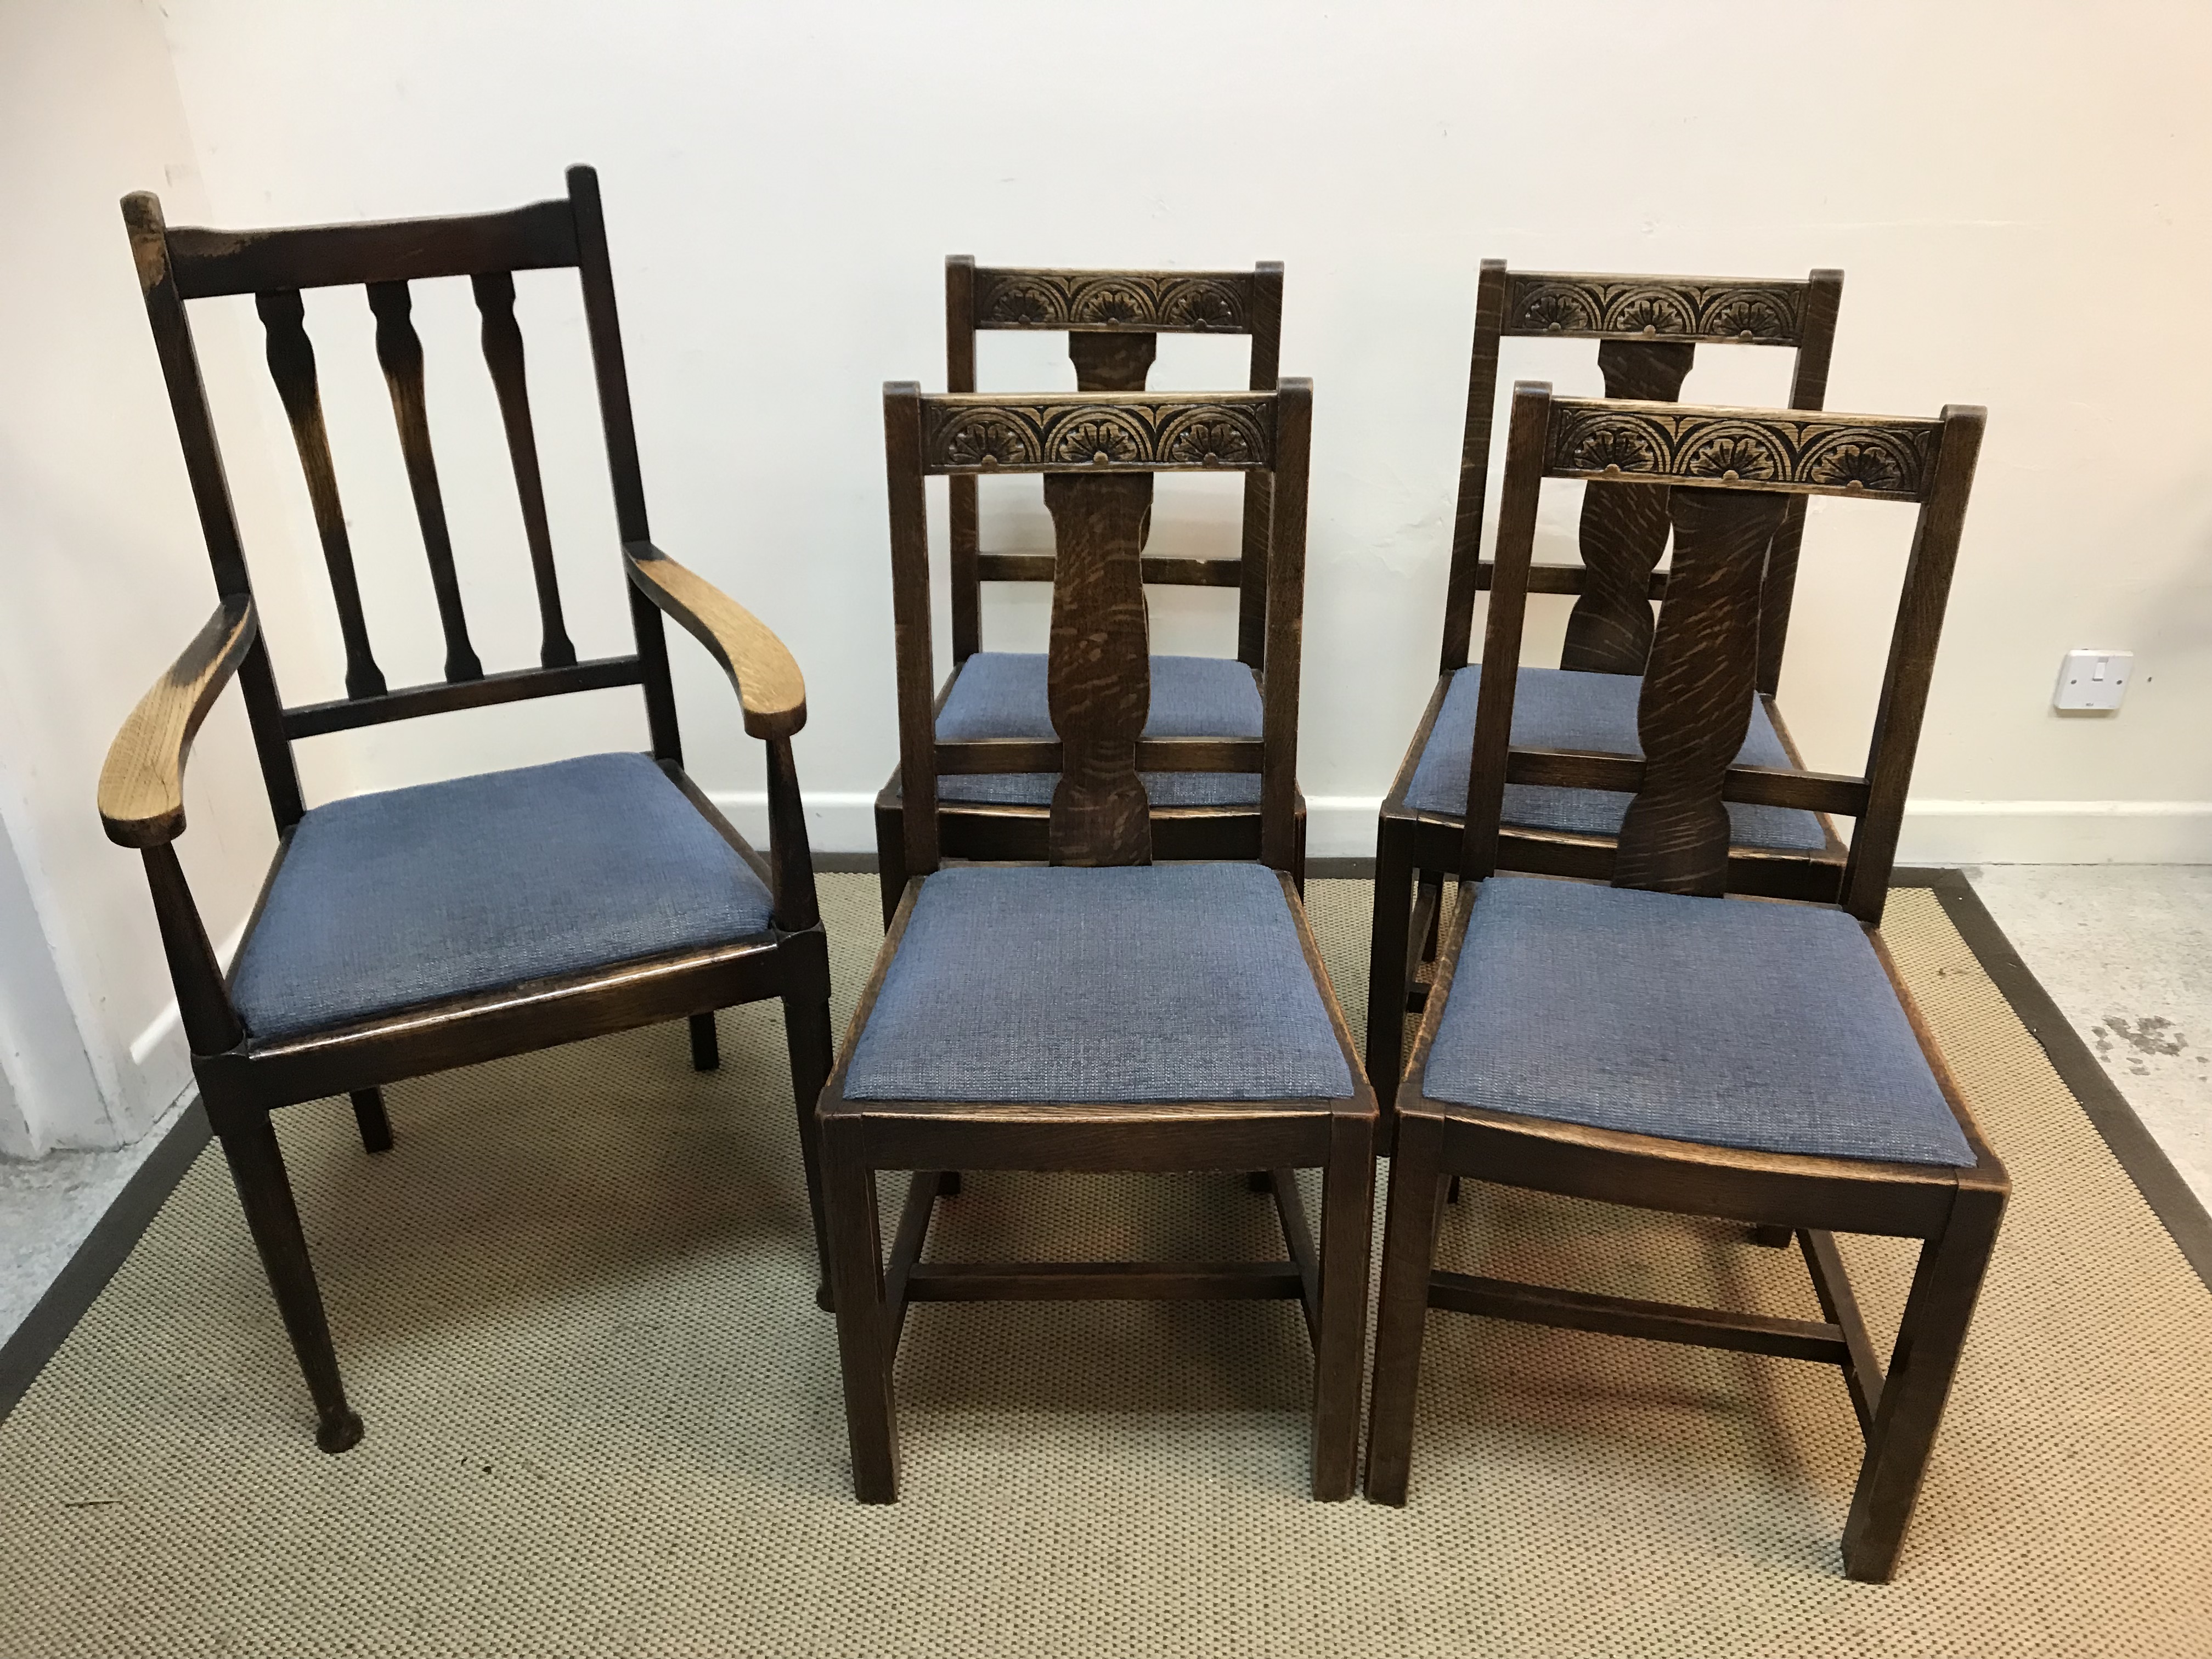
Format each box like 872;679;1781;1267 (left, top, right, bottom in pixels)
2053;648;2132;712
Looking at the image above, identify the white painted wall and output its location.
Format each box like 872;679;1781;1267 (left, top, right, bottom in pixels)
0;0;287;1154
5;1;2212;1149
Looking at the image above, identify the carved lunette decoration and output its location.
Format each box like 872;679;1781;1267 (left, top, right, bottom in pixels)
973;269;1255;333
1547;400;1940;502
1505;273;1808;345
919;393;1276;474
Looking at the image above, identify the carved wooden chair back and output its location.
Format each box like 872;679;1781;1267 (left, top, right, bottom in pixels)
1443;263;1844;696
883;381;1312;879
1464;382;1984;924
945;259;1284;672
122;165;685;836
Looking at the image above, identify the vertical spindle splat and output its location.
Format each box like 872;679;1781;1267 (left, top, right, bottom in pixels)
367;280;483;682
472;272;578;669
255;290;386;700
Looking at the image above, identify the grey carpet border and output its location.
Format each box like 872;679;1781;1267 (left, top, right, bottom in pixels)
4;862;2205;1436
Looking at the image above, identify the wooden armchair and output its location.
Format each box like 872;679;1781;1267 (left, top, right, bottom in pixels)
103;167;832;1454
819;380;1376;1500
871;259;1298;922
1368;263;1846;1102
1363;382;2005;1582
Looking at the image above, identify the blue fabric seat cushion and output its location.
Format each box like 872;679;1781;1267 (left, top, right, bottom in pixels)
1424;876;1974;1166
1404;665;1827;851
932;651;1262;808
230;752;776;1041
842;864;1353;1103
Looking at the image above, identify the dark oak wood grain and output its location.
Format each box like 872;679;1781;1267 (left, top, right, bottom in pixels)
366;280;481;682
1559;340;1693;674
1369;264;1851;1105
473;270;577;669
112;167;835;1453
1042;474;1155;866
1612;486;1788;894
832;382;1369;1503
1364;383;2004;1584
881;260;1297;911
255;290;385;698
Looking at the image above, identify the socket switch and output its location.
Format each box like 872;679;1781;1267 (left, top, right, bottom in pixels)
2053;649;2132;712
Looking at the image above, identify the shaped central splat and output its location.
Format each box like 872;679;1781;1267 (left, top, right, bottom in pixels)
1042;471;1156;866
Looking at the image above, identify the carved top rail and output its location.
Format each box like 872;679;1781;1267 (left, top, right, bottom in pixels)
970;267;1271;334
165;200;580;298
918;392;1278;474
1544;398;1943;502
1503;270;1822;346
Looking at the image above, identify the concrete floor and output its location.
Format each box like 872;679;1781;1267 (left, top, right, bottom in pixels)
2;866;2208;1355
1965;865;2212;1214
0;1090;190;1346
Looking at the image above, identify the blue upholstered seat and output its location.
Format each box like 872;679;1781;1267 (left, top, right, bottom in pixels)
230;753;776;1041
842;864;1353;1103
1403;665;1827;851
932;651;1262;808
1423;876;1974;1166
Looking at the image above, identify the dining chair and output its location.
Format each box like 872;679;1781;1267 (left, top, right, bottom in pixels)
1363;380;2005;1583
1368;263;1846;1102
101;167;833;1453
871;259;1297;923
819;379;1376;1501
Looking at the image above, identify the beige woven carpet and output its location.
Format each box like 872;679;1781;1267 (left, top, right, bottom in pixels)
2;877;2209;1657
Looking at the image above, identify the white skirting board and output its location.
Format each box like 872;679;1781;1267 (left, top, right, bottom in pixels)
707;792;2212;867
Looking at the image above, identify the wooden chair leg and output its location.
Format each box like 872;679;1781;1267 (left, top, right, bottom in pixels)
349;1088;392;1154
214;1108;363;1453
689;1011;720;1072
1364;1114;1449;1503
820;1116;898;1501
1839;1182;2006;1581
781;996;837;1311
1365;822;1417;1110
873;799;908;930
1418;871;1443;962
1311;1112;1375;1499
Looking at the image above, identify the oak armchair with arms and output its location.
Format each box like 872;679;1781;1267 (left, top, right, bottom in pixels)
103;166;832;1454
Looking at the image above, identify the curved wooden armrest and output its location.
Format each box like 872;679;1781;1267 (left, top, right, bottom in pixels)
98;596;257;848
623;541;806;740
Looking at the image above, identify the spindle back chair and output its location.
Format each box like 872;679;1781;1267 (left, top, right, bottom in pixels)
102;167;833;1454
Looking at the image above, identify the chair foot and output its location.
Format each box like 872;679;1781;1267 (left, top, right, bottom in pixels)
316;1406;366;1454
349;1090;392;1154
1748;1223;1793;1248
815;1282;835;1313
689;1011;721;1072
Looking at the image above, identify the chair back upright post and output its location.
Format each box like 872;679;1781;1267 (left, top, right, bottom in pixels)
883;381;1311;883
119;166;684;836
1440;263;1845;694
944;259;1285;670
1464;382;1985;923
